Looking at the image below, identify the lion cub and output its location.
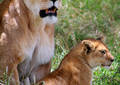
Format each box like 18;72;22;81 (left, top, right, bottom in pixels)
37;38;114;85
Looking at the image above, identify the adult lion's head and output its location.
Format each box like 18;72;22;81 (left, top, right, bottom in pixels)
24;0;62;24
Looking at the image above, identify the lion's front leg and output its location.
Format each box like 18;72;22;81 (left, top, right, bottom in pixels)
8;64;20;85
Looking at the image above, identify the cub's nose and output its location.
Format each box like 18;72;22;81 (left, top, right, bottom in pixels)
110;59;114;62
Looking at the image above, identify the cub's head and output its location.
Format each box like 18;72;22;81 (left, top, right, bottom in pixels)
81;38;114;68
23;0;62;24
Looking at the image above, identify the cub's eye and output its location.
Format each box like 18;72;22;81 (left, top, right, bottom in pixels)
100;50;106;54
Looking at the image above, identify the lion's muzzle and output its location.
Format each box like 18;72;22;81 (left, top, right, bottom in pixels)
39;6;58;18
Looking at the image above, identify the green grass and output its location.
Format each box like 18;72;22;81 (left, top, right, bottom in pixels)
0;0;2;1
52;0;120;85
0;0;120;85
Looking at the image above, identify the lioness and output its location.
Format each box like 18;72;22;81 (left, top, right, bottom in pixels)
0;0;61;85
37;38;114;85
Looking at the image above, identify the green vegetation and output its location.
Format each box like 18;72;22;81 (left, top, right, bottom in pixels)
52;0;120;85
0;0;3;3
0;0;120;85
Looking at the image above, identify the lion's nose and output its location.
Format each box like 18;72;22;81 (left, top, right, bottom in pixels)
110;59;114;62
51;0;56;3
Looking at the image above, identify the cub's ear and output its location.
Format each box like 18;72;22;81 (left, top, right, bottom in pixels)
39;81;45;85
82;40;95;54
96;37;104;41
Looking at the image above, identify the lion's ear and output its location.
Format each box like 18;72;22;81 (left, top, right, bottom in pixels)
82;40;95;54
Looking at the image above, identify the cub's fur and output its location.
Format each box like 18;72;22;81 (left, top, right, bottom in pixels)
37;38;114;85
0;0;61;85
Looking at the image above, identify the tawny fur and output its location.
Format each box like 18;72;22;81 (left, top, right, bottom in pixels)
37;38;114;85
0;0;61;85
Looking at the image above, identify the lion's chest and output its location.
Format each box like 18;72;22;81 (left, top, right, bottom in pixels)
18;29;54;75
30;30;54;67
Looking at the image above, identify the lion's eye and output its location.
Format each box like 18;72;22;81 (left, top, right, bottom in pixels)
100;50;106;54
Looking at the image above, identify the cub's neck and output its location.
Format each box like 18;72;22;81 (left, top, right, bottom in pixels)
55;46;92;84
